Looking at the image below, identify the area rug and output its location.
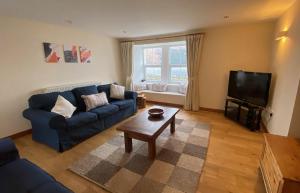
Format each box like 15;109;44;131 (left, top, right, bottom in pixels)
69;118;211;193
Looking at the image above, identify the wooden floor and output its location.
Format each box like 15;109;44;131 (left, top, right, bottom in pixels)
14;107;266;193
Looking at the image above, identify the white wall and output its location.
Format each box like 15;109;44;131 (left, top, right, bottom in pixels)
265;1;300;136
0;17;121;137
199;22;274;110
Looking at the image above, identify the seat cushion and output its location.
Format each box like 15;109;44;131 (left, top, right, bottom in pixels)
66;112;98;129
0;159;55;193
72;85;98;111
90;104;119;119
110;99;134;110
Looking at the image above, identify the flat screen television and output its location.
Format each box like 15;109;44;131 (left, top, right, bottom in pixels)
228;71;272;107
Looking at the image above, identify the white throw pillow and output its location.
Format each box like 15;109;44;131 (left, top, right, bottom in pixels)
152;83;167;92
51;95;76;118
81;92;109;111
179;83;188;94
133;83;147;91
110;84;125;99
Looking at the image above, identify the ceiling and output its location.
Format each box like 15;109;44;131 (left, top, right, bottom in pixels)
0;0;295;38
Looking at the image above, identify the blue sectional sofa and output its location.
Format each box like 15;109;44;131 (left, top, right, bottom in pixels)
0;138;73;193
23;84;137;152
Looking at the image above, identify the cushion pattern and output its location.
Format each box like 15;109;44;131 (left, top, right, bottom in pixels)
81;92;108;111
90;104;119;119
72;85;98;111
66;112;98;129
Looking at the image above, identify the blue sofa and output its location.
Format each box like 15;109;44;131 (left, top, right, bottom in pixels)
0;138;73;193
23;84;137;152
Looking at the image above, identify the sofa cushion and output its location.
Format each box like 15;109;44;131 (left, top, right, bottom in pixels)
0;159;55;193
110;99;134;110
29;91;77;111
90;104;119;119
72;85;98;111
66;112;98;129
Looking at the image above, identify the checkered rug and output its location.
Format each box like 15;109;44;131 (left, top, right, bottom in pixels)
69;118;211;193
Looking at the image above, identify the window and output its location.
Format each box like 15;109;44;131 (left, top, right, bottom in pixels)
169;45;187;82
133;41;187;84
143;47;162;81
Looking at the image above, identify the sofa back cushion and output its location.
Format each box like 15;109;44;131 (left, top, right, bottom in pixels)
72;85;98;111
29;91;77;111
97;84;111;101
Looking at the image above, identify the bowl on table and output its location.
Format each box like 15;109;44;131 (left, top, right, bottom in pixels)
148;108;164;119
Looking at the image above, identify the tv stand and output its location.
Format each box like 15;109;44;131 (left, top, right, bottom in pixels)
224;98;263;131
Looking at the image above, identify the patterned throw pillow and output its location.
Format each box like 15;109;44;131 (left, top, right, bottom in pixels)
51;95;76;118
81;92;109;111
110;84;125;99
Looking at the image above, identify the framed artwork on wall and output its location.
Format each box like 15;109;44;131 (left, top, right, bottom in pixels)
64;45;78;63
79;46;91;63
43;42;63;63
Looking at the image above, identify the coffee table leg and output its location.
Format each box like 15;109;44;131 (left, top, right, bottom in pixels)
170;116;175;133
148;140;156;160
124;133;132;153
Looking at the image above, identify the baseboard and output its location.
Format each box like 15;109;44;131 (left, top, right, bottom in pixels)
199;106;224;113
8;129;32;139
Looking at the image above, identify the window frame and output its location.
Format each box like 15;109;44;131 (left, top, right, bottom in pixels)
142;46;163;82
167;45;187;84
140;41;187;84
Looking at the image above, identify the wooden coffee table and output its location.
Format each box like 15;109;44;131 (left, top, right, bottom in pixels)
117;106;180;159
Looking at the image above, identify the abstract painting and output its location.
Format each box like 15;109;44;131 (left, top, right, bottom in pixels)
79;46;91;63
43;42;62;63
64;45;78;63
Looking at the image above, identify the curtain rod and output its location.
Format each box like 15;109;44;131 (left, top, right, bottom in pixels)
121;32;205;43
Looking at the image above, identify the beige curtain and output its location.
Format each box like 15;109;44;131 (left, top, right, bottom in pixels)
120;41;133;90
184;34;204;111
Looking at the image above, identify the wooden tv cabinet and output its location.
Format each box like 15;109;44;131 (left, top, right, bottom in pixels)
260;134;300;193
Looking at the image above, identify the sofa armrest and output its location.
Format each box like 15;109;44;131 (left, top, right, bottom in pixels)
125;91;138;100
0;138;20;166
23;109;67;131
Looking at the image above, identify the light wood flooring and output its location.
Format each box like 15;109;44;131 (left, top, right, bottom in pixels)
14;107;266;193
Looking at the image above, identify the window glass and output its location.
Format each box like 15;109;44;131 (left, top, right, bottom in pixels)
170;67;188;82
169;46;187;65
145;67;161;81
143;47;162;65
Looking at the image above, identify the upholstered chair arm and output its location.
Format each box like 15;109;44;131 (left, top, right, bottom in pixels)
23;109;67;131
0;138;20;166
124;91;138;100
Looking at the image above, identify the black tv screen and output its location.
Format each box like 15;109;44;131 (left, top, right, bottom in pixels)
228;71;272;107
